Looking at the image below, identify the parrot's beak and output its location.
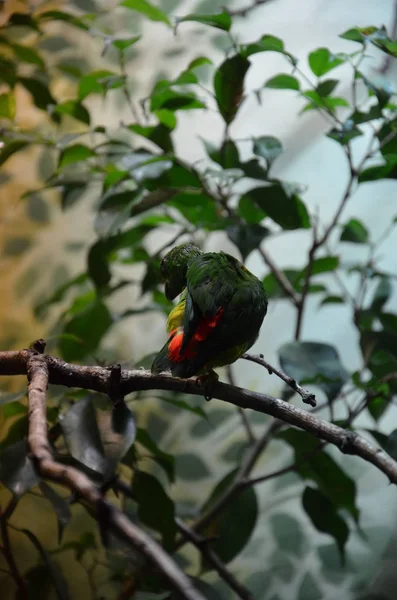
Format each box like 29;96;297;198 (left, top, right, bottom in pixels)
165;281;177;301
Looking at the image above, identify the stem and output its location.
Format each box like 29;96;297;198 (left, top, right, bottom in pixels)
0;497;27;597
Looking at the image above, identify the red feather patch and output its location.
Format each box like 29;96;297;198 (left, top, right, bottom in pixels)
168;308;224;364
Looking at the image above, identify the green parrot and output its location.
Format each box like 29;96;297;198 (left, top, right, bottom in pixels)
151;243;268;379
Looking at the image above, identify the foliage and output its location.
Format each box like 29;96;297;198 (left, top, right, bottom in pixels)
1;2;397;599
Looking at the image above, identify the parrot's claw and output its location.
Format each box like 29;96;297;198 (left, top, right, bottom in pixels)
195;370;219;401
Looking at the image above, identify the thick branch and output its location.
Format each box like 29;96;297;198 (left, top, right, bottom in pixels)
3;348;397;487
25;350;205;600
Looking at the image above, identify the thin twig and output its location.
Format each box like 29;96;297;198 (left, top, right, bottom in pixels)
294;224;318;341
25;348;205;600
227;365;256;443
0;496;27;597
242;353;316;407
176;519;254;600
227;0;275;18
258;246;301;306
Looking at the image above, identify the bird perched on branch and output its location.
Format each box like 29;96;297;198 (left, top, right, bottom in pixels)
151;243;268;382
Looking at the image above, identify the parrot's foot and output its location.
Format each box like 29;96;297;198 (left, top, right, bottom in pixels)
195;370;219;401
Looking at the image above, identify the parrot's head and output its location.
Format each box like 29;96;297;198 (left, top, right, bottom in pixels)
161;243;202;300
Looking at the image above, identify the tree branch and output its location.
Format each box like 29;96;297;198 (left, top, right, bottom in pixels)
25;347;206;600
242;353;316;407
2;346;397;486
175;519;254;600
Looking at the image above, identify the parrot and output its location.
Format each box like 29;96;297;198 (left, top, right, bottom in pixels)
151;243;268;381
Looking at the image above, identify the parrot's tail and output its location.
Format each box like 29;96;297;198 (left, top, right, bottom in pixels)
151;338;172;374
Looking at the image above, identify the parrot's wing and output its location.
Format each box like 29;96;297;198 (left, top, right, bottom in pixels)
180;253;236;355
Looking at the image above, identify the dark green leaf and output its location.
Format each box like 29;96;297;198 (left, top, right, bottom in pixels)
3;237;32;256
320;295;344;306
237;194;266;224
133;471;175;549
59;144;95;168
279;429;358;521
39;482;71;543
247;185;310;230
377;117;397;157
327;123;362;146
128;123;174;152
12;44;45;68
214;54;250;124
87;240;111;289
264;74;300;90
175;453;210;481
340;219;369;243
170;193;221;229
371;277;392;312
304;487;349;562
38;10;90;30
202;138;240;168
22;529;70;600
112;35;141;50
0;140;30;167
177;11;231;31
316;79;339;97
358;156;397;183
0;92;16;119
308;48;344;76
262;269;302;299
150;87;205;112
201;469;258;564
18;77;59;122
367;429;397;461
121;0;171;24
227;223;270;261
55;100;90;125
279;341;348;401
133;428;175;483
59;301;113;361
0;440;39;495
61;396;108;475
308;256;339;275
253;136;283;166
298;572;322;600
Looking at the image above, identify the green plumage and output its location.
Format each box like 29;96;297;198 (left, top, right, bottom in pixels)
152;244;268;378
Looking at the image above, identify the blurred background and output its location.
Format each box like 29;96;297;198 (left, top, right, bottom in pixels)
2;0;397;598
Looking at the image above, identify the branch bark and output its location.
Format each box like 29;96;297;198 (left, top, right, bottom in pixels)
24;348;206;600
2;347;397;486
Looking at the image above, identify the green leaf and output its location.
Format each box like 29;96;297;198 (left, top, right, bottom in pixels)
214;54;250;124
320;295;344;306
377;117;397;157
78;70;122;100
241;34;295;64
270;513;305;556
264;74;300;90
133;471;175;549
371;277;392;312
302;486;349;561
262;269;302;299
0;140;30;167
38;10;90;30
0;92;16;119
247;185;310;230
308;48;344;76
358;156;397;183
59;301;113;361
7;12;41;31
227;223;270;261
0;440;39;496
128;123;174;152
61;396;108;475
340;218;369;244
201;469;258;564
175;453;210;481
279;341;349;401
39;482;71;543
133;428;175;483
327;123;362;146
121;0;171;25
308;256;339;275
149;87;205;112
112;35;141;50
55;100;90;125
177;10;231;31
59;144;95;168
279;429;359;521
202;138;240;169
0;57;17;86
170;193;221;230
253;136;283;166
